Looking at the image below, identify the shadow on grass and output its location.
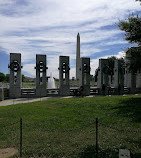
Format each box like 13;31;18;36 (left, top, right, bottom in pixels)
78;145;118;158
78;145;141;158
114;97;141;123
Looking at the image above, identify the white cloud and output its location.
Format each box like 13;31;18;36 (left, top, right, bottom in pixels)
0;0;140;77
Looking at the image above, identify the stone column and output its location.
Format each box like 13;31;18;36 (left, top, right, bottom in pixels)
97;59;108;94
79;57;90;96
35;54;47;97
127;71;136;93
59;56;70;96
136;71;141;88
114;59;124;94
8;53;22;98
124;68;128;87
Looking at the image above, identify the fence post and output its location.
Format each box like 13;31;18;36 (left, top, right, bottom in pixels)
20;118;22;158
96;118;98;158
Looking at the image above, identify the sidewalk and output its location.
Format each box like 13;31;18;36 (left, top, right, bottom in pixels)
0;96;73;106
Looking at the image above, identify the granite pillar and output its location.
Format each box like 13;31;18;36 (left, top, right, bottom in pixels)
35;54;47;97
59;56;70;96
79;57;90;96
8;53;22;98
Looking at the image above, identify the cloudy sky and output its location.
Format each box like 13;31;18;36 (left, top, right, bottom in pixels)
0;0;140;78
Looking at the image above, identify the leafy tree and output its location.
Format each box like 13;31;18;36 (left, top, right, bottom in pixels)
118;0;141;72
118;15;141;45
5;74;10;82
102;56;117;83
22;74;25;82
126;47;141;73
0;72;5;82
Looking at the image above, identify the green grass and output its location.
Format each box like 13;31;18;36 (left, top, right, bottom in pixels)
0;95;141;157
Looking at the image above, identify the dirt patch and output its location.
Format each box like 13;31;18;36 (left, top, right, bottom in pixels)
0;148;18;158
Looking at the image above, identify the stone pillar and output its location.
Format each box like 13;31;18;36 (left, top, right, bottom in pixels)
79;57;90;96
59;56;70;96
136;71;141;88
127;71;136;93
35;54;47;97
0;88;4;101
114;60;124;94
97;59;108;94
124;68;128;87
8;53;22;98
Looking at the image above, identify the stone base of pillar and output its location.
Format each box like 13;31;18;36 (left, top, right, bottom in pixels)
0;88;4;101
59;85;70;96
9;87;21;99
36;87;47;97
83;85;90;96
129;88;137;94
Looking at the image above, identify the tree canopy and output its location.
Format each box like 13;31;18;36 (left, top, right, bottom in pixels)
126;47;141;72
118;15;141;45
0;73;5;82
118;0;141;72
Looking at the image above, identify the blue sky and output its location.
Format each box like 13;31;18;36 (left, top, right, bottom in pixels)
0;0;140;78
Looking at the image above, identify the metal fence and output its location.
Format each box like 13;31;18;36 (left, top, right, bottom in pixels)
0;118;141;158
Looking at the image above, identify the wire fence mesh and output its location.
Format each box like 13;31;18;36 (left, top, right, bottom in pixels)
0;118;141;158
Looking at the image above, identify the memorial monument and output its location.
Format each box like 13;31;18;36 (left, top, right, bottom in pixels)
8;53;22;98
35;54;47;97
58;56;70;96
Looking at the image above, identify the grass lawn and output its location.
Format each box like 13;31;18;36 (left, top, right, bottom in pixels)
0;95;141;157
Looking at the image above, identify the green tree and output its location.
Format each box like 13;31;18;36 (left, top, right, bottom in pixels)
5;74;10;82
126;47;141;73
103;56;117;83
0;72;5;82
118;15;141;45
22;74;25;82
118;0;141;72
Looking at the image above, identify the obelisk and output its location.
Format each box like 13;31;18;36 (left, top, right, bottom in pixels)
76;33;81;84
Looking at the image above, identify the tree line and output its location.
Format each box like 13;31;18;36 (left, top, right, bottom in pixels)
0;72;25;82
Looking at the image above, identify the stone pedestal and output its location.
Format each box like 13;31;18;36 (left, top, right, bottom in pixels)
119;149;131;158
35;54;47;97
8;53;22;99
59;56;70;96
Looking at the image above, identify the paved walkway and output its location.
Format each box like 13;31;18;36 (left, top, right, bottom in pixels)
0;96;73;106
1;94;138;107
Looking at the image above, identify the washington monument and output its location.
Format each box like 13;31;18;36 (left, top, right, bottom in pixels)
76;33;81;84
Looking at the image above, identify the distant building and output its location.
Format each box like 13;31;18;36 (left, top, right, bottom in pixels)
23;76;35;82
